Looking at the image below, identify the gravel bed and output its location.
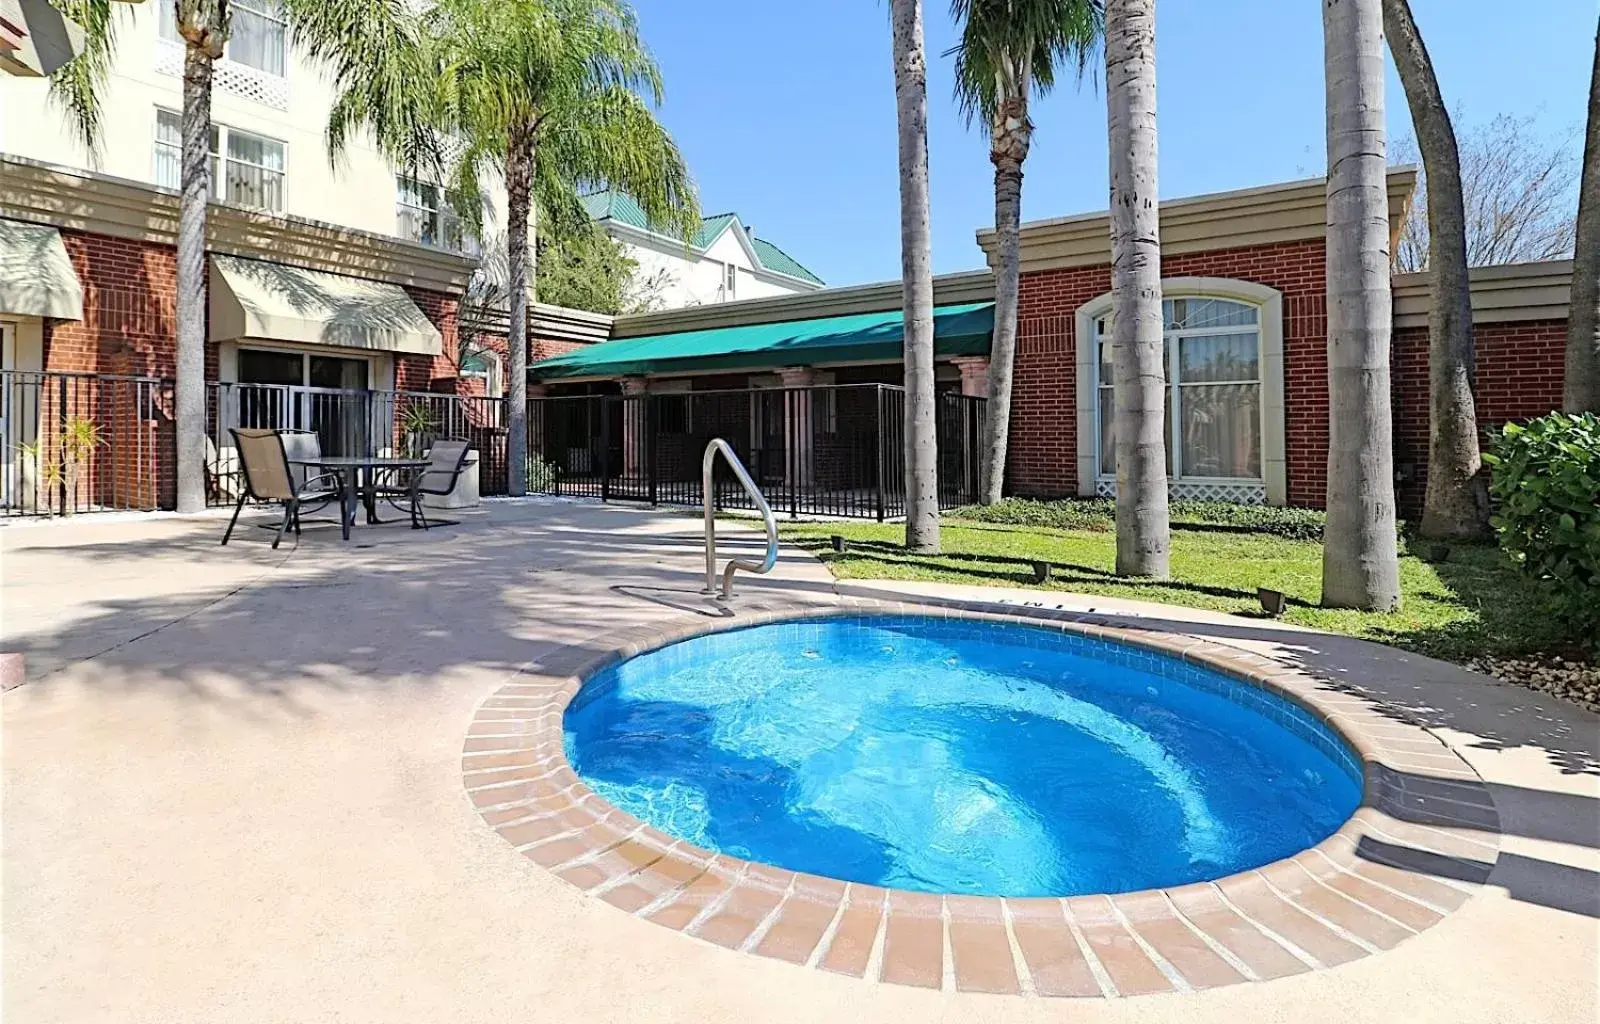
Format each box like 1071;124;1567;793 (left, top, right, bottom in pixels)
1465;654;1600;715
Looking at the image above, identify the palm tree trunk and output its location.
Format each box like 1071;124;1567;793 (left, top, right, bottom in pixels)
1382;0;1487;539
981;78;1029;506
504;120;533;497
1322;0;1401;610
174;41;216;514
1566;18;1600;414
891;0;939;552
1105;0;1169;579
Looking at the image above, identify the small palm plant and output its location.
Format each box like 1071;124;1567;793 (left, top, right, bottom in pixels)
21;417;106;515
400;403;438;458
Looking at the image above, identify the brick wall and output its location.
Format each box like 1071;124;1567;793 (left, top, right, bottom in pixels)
1390;318;1568;514
1008;240;1572;511
1009;239;1331;503
45;229;180;376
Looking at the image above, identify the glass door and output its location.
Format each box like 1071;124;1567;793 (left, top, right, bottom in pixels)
308;356;370;456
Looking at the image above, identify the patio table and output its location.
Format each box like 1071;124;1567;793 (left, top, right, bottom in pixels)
288;455;430;541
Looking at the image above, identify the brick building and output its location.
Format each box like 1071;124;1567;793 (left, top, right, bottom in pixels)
529;167;1575;515
0;156;1577;516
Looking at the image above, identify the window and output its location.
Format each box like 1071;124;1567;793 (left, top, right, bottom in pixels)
160;0;286;76
154;110;285;213
395;177;478;255
722;263;737;301
153;109;219;191
459;345;502;398
1094;297;1262;481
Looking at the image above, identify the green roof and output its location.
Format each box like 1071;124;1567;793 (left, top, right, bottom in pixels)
749;237;824;285
532;302;993;380
580;190;824;286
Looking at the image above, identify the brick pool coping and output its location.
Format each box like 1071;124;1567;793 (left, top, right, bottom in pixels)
462;598;1503;998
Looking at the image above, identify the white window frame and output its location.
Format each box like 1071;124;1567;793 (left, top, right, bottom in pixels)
154;108;287;213
1075;278;1286;505
394;176;478;255
722;262;737;302
159;0;287;78
458;345;503;398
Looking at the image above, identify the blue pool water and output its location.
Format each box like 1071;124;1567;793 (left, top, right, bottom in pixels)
563;615;1361;898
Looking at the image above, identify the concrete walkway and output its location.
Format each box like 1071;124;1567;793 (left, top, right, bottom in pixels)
3;501;1596;1023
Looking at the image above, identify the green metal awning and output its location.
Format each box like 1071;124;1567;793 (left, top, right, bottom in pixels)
531;302;994;380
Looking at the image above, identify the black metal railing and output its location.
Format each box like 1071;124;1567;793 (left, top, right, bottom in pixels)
529;384;985;520
2;373;983;521
1;369;174;516
204;382;508;505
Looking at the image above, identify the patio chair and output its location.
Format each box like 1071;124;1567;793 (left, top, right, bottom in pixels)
375;436;471;531
221;428;344;549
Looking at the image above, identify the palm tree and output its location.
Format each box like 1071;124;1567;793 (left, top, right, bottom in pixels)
1103;0;1167;578
949;0;1103;506
48;0;432;513
1381;0;1487;539
1567;17;1600;415
334;0;697;496
890;0;940;552
1321;0;1401;610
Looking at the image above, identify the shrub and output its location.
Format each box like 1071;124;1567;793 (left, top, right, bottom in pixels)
950;497;1328;541
526;456;558;493
1482;412;1600;644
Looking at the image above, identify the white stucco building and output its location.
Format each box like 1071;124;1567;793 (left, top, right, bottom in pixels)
582;190;824;309
0;1;484;254
0;2;822;319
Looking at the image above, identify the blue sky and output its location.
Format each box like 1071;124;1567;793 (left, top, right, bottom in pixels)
631;0;1594;287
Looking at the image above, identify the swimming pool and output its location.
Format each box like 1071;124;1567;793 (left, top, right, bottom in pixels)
563;614;1362;898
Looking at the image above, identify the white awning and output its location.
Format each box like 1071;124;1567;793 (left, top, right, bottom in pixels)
0;0;86;78
210;255;443;356
0;218;82;320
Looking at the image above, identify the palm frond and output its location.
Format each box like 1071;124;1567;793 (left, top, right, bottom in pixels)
45;0;123;165
282;0;446;178
947;0;1104;126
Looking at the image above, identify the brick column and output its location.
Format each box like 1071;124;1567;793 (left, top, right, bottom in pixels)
619;376;647;478
950;356;991;500
951;356;991;398
777;368;815;490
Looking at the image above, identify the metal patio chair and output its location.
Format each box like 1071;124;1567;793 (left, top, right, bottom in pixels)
221;427;344;549
375;436;472;531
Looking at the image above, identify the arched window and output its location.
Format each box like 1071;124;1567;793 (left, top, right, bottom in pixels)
460;345;503;398
1076;280;1284;504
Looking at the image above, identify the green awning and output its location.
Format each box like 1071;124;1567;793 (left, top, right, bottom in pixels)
532;302;994;380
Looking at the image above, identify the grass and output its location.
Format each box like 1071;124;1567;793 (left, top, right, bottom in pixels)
779;515;1578;665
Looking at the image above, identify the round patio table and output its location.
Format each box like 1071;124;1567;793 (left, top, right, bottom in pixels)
289;455;430;541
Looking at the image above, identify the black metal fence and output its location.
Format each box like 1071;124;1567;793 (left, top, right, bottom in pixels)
1;370;173;516
3;373;984;521
529;383;986;520
204;382;508;505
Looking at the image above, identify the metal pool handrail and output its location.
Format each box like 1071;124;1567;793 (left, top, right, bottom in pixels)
703;438;779;600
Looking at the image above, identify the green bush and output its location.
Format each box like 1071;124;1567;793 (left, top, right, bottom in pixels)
949;497;1329;541
1482;411;1600;643
526;456;558;493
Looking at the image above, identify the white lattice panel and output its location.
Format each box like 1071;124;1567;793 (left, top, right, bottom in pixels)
153;41;289;111
215;60;289;110
1095;479;1267;504
154;39;184;78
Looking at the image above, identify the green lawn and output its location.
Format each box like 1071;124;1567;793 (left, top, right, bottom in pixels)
780;516;1575;665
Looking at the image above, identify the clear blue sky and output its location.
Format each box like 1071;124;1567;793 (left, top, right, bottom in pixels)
631;0;1594;287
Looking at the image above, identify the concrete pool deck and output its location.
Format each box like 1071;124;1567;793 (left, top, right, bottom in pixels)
3;500;1597;1023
